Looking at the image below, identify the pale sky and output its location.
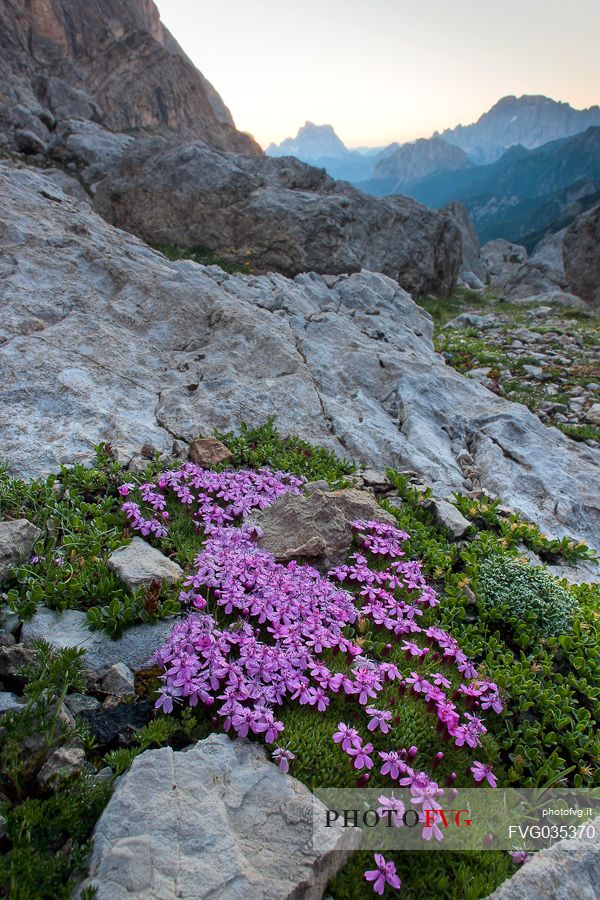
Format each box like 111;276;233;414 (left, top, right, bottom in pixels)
155;0;600;149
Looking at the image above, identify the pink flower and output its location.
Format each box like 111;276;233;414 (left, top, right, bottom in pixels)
379;750;403;780
470;761;497;787
366;707;392;734
347;741;374;770
272;747;296;773
333;723;361;752
118;483;135;497
364;853;401;894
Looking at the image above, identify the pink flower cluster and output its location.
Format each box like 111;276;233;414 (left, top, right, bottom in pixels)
330;522;503;753
120;465;304;536
154;525;363;754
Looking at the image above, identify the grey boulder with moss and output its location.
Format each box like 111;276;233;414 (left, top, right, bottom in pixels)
107;537;183;591
79;732;361;899
0;519;41;584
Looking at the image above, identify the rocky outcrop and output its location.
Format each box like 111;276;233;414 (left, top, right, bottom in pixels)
444;201;487;284
487;818;600;899
0;0;260;155
92;137;462;296
252;488;396;567
563;202;600;308
1;164;599;551
79;733;361;899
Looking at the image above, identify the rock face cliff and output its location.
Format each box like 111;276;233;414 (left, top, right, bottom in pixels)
1;162;598;549
0;0;260;154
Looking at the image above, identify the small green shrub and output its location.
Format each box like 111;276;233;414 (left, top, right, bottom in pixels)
477;554;578;638
216;418;355;487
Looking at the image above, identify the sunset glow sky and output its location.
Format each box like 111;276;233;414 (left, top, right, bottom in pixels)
155;0;600;149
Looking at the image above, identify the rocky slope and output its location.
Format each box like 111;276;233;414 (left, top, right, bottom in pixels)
91;136;461;296
440;95;600;164
1;162;599;550
0;0;260;154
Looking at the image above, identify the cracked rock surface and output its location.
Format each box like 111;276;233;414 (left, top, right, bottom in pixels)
1;163;599;551
79;733;361;899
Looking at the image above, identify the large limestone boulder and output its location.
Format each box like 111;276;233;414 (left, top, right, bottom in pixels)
93;137;462;298
487;817;600;899
0;519;41;584
563;202;600;308
79;733;361;899
1;164;599;554
252;488;397;566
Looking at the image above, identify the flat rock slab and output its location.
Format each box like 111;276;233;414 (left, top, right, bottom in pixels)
21;607;175;676
0;519;41;584
252;487;397;567
108;537;183;591
80;733;360;899
487;816;600;899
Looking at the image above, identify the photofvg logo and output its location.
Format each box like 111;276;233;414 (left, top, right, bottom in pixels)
314;788;600;852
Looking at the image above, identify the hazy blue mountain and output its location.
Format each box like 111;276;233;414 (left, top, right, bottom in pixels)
266;122;381;182
439;95;600;164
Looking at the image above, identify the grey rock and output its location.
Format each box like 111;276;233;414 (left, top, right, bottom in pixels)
0;690;25;714
303;480;331;494
65;693;101;715
14;129;47;155
425;499;471;539
482;238;528;286
1;165;600;553
360;468;392;492
445;313;498;329
467;367;493;379
252;488;396;567
100;663;135;697
107;538;183;591
0;518;41;583
80;733;361;899
443;200;487;282
0;631;16;647
0;643;35;677
21;607;175;677
563;202;600;308
586;404;600;425
486;816;600;899
93;138;462;298
523;365;543;377
37;746;86;789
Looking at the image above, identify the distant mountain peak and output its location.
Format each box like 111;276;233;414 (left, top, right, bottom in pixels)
267;122;349;160
442;95;600;164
